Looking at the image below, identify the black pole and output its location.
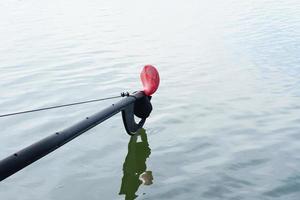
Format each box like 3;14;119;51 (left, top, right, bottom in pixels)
0;91;145;181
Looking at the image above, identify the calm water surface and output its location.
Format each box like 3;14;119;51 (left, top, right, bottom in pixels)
0;0;300;199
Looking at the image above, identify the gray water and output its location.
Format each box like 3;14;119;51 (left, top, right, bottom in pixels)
1;0;300;199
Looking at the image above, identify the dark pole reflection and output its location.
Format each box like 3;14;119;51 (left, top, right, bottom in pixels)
119;128;153;200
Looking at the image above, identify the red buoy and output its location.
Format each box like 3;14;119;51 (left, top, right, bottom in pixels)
140;65;160;96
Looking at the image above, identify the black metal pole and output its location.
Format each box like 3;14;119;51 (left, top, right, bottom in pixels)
0;91;145;181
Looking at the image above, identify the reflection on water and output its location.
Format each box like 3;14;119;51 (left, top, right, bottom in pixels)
119;129;153;200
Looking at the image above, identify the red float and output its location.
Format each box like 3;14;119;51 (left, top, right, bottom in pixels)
140;65;160;96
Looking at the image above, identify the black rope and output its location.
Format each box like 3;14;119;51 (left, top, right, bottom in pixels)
0;92;130;118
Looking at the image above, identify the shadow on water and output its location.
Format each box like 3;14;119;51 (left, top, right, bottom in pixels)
119;128;153;200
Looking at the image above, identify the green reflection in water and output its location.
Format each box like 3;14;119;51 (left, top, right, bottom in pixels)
119;128;153;200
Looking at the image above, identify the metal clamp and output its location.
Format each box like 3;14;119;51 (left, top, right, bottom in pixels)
122;103;146;135
121;94;152;135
